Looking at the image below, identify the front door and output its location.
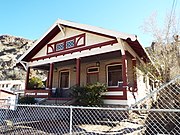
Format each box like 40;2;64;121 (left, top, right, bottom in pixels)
59;70;70;97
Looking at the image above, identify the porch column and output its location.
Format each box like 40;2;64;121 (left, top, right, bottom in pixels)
48;63;54;89
25;66;30;90
76;58;81;86
132;58;137;89
122;52;128;100
46;71;50;88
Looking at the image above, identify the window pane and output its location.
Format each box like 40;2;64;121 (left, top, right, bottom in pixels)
60;72;69;88
88;67;99;73
56;43;64;51
87;74;98;85
108;65;122;86
66;40;75;49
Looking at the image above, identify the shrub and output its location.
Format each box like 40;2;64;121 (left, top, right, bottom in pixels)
71;82;107;106
28;76;44;89
18;96;36;104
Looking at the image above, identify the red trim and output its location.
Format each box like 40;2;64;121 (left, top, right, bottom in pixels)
49;63;54;89
24;26;60;61
25;90;51;98
103;95;127;100
31;39;117;61
76;58;81;86
25;67;30;90
46;71;49;88
124;38;149;62
47;33;85;54
46;44;55;54
103;87;127;100
107;87;123;91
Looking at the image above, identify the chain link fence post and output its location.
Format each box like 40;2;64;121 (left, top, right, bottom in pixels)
69;105;73;134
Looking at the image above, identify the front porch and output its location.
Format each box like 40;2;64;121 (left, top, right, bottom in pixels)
24;50;137;104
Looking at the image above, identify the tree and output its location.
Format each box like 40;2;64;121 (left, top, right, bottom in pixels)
140;12;180;82
28;76;44;89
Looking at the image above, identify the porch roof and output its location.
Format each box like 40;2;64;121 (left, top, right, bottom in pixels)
17;19;149;63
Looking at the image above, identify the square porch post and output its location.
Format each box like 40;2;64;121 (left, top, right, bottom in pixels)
76;58;81;86
48;63;54;89
122;52;128;100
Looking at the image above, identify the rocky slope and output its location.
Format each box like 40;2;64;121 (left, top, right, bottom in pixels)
0;35;33;80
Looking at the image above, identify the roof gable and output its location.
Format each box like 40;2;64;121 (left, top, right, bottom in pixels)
18;19;149;62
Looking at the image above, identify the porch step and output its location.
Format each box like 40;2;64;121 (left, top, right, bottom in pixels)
40;98;76;105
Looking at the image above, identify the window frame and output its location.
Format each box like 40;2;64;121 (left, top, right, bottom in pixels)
106;63;123;88
59;70;70;89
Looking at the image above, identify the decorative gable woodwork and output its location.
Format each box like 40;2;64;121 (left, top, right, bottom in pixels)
47;33;85;54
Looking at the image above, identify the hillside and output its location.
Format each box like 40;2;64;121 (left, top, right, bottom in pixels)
0;35;33;80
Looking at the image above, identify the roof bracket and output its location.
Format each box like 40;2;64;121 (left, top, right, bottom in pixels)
57;23;65;37
19;61;29;71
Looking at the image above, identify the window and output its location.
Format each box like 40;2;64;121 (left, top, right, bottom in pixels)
107;64;122;87
56;43;64;51
60;71;69;88
66;40;75;49
87;67;99;85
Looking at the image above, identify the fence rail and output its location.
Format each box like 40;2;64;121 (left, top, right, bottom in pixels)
0;76;179;134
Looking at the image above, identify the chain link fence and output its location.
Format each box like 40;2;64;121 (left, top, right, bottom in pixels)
0;76;179;134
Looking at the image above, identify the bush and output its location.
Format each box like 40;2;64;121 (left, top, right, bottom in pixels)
18;96;36;104
71;82;107;106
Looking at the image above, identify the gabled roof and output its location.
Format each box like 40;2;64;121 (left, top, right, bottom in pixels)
17;19;149;62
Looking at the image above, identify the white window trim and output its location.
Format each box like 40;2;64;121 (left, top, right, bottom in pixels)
59;70;70;89
106;64;123;88
87;67;99;74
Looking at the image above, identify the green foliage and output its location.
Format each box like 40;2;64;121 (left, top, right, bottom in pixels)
28;76;44;89
18;96;36;104
71;82;107;106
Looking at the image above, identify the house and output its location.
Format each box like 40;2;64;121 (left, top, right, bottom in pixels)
0;89;17;110
0;80;25;96
17;19;151;106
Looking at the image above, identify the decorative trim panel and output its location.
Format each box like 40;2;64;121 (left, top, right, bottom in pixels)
47;33;85;54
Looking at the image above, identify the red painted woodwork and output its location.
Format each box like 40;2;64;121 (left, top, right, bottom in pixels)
124;38;149;62
76;58;81;86
25;90;51;98
31;39;117;61
46;71;50;88
47;33;85;54
49;63;54;89
107;87;123;91
25;67;30;90
24;26;60;61
103;87;127;100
